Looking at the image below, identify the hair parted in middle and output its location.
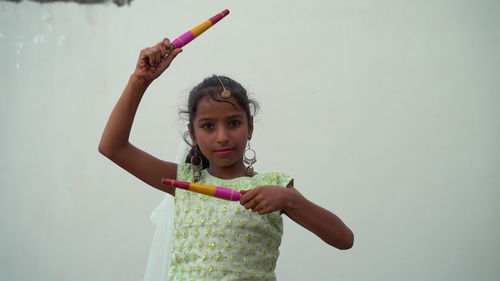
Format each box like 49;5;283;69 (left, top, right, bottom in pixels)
179;75;260;170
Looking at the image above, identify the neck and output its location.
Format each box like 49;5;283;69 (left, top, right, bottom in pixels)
207;161;248;179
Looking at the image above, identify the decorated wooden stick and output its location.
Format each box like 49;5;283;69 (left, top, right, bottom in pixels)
169;9;230;51
161;178;241;201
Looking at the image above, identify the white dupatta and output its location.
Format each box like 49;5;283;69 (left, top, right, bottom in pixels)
143;141;190;281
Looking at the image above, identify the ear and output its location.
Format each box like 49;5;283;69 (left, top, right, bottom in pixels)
188;123;197;146
247;117;254;140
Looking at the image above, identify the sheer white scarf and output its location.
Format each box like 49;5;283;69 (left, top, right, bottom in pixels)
143;141;190;281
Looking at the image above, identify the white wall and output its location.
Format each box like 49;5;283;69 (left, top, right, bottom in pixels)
1;0;499;280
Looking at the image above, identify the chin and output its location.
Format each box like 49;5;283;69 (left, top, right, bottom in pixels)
211;159;241;168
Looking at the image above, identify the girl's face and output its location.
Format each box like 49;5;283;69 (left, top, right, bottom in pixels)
190;96;253;174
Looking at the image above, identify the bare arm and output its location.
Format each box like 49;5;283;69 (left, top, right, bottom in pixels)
282;186;354;249
98;38;183;195
240;185;354;250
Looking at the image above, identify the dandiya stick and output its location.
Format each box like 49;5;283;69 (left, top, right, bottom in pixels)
168;9;230;51
161;178;241;201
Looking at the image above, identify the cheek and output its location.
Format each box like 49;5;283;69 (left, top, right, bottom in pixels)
195;138;212;158
234;128;250;143
193;129;209;145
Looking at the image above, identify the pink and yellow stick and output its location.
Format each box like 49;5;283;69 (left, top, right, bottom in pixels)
161;178;241;201
168;9;230;51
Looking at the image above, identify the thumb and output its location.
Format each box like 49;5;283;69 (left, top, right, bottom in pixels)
158;48;183;71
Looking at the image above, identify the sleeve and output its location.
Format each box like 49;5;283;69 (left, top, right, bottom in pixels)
268;172;294;188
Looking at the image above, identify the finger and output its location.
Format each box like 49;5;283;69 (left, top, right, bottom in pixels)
161;38;172;56
252;201;267;213
156;46;165;65
138;48;152;67
245;194;264;210
158;48;182;71
151;38;169;62
239;190;249;197
162;37;171;46
243;199;258;210
257;207;272;215
151;51;158;66
138;53;147;68
159;43;168;58
240;188;259;205
165;48;183;62
258;208;272;215
149;41;163;65
144;47;156;67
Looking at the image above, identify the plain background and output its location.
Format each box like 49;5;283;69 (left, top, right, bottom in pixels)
1;0;499;280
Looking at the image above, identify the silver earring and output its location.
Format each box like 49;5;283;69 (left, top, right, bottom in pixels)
191;146;203;182
243;141;256;176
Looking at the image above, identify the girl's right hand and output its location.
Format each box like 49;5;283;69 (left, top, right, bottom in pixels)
132;38;183;85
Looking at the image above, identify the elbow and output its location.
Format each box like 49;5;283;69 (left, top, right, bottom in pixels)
98;142;108;157
339;229;354;250
99;141;129;161
329;229;354;250
98;141;114;159
98;143;105;155
338;236;354;250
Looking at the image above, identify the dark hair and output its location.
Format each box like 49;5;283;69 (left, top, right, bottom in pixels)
180;75;259;169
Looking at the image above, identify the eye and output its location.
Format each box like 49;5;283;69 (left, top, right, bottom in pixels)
200;123;214;129
228;120;242;127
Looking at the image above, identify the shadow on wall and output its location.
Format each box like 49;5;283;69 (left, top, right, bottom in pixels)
0;0;132;6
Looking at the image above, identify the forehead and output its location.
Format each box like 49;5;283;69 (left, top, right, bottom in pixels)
194;96;245;120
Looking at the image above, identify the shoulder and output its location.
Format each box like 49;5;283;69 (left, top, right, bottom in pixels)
176;163;195;181
254;171;293;187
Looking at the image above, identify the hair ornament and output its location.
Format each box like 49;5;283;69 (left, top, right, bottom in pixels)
216;76;232;98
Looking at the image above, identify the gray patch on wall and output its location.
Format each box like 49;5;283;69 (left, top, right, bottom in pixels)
2;0;132;6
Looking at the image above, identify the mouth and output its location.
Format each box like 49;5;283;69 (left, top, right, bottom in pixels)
214;148;236;155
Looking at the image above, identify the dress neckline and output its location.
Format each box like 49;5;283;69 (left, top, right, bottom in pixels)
202;169;258;182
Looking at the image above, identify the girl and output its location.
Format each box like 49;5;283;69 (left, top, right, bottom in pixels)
99;38;353;281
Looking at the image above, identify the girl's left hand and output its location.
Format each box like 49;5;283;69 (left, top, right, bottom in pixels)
240;186;292;214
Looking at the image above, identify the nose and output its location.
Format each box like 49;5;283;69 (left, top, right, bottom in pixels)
216;127;229;144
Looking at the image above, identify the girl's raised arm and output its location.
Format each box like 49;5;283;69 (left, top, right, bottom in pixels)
98;38;183;196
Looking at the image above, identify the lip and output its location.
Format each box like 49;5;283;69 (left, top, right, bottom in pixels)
214;148;236;155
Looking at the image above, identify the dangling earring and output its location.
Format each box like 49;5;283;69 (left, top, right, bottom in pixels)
243;141;257;176
191;146;203;182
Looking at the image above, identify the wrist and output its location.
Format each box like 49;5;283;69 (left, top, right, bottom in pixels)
129;73;152;90
284;187;302;212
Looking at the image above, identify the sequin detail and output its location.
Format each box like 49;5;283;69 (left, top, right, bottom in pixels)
168;164;293;281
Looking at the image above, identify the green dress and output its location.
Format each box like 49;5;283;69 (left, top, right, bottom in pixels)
168;163;293;281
